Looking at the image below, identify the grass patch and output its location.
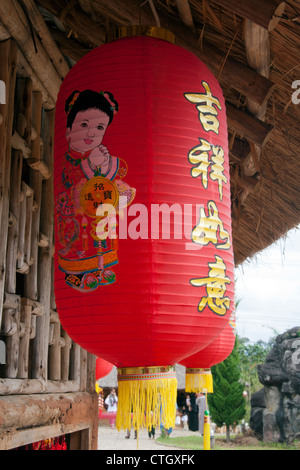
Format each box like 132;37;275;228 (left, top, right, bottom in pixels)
157;435;203;450
157;434;299;451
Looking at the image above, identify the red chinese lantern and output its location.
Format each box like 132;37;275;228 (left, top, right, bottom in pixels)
96;357;114;380
54;28;235;432
179;312;236;394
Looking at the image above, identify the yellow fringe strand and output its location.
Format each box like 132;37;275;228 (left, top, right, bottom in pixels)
185;368;213;394
116;366;177;433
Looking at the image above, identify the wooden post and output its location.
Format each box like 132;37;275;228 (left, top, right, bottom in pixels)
18;303;32;378
243;19;271;176
5;150;23;292
87;353;96;393
0;39;18;328
3;148;23;378
61;331;72;381
49;316;64;381
2;295;21;379
210;0;285;31
24;92;43;300
30;108;54;381
80;349;88;392
70;342;81;384
17;182;33;275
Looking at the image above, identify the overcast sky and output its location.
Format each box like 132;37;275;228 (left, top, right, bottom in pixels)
235;226;300;344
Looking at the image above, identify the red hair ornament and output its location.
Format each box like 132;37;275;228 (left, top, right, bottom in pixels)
54;29;235;433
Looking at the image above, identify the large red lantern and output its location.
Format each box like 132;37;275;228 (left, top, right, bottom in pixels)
179;312;236;394
95;357;114;381
54;28;234;432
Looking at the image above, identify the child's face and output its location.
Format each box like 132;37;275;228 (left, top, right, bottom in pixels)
67;108;110;153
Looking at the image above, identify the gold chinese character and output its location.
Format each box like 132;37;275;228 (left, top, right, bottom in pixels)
188;138;211;186
184;81;222;134
210;144;227;201
192;201;231;250
190;256;231;316
188;138;227;201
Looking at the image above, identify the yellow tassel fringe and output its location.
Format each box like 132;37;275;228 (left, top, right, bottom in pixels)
185;368;213;394
116;366;177;433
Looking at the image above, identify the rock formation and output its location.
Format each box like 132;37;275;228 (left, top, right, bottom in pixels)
250;327;300;443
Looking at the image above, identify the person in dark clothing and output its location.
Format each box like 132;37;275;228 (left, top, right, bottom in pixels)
188;393;199;431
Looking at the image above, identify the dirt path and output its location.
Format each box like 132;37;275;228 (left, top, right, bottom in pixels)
97;425;196;451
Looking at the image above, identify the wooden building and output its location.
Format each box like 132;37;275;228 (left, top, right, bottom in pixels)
0;0;300;450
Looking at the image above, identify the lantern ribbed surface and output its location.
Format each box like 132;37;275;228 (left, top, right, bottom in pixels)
179;315;236;393
95;357;114;380
54;35;234;369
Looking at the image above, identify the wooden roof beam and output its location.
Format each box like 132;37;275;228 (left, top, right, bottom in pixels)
37;0;106;46
0;0;61;105
187;41;274;108
21;0;70;79
226;102;273;148
38;0;275;108
229;136;251;163
50;28;92;63
210;0;286;31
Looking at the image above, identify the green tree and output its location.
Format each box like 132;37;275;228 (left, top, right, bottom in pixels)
237;334;275;420
238;337;271;393
208;338;246;442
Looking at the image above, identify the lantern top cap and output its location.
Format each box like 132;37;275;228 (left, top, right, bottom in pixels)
107;25;176;44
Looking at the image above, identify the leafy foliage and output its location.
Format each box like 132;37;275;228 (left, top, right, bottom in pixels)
238;334;276;391
208;338;246;432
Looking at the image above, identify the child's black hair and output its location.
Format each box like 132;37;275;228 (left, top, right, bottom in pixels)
65;89;119;129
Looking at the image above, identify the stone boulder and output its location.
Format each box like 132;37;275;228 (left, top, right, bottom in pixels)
250;327;300;444
249;388;265;439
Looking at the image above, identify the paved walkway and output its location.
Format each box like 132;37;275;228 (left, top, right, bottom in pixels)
97;425;199;451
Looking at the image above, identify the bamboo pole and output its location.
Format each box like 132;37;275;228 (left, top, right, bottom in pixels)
175;0;195;29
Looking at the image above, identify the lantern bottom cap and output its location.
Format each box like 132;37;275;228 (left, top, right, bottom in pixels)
185;369;213;394
115;365;177;433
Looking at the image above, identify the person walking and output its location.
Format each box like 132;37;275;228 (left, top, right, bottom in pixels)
105;388;118;428
196;393;207;435
188;393;199;432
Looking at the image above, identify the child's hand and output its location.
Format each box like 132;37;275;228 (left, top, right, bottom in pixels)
89;145;110;166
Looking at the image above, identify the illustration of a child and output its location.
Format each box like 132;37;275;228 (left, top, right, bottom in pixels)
56;89;135;292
